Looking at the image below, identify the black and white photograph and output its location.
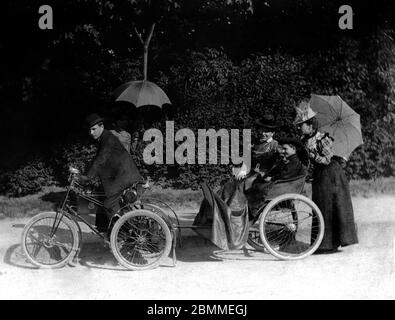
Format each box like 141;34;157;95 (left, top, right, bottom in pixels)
0;0;394;302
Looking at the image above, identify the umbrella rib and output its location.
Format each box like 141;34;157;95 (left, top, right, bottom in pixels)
335;115;362;158
329;98;340;124
316;96;359;128
339;96;344;119
313;95;362;159
339;113;359;122
315;111;333;127
331;119;342;136
315;96;339;125
136;80;146;107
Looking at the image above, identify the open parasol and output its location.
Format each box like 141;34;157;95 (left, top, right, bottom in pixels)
310;94;363;160
113;80;170;107
112;23;171;109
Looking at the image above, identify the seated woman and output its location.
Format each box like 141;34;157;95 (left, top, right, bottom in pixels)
193;116;295;251
235;115;282;187
193;137;307;251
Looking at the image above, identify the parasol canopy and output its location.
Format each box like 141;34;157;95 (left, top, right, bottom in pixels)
310;94;363;160
112;23;171;110
112;80;171;108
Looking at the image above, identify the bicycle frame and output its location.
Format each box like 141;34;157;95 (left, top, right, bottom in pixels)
50;172;107;239
51;172;149;240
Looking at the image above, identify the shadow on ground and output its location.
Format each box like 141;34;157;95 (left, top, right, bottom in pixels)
175;235;219;262
77;237;125;271
11;223;25;228
3;244;37;270
4;224;274;271
77;233;222;270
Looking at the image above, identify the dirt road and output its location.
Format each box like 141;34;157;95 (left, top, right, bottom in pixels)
1;196;394;299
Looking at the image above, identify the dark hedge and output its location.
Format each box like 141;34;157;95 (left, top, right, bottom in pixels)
1;31;394;196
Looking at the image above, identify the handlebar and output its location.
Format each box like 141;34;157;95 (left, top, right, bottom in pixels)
135;178;151;189
69;167;80;175
68;166;151;190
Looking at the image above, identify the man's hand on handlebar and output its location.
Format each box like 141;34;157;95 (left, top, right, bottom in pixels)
69;167;90;185
142;177;151;189
69;167;80;175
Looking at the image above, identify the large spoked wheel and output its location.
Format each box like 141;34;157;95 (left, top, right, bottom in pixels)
110;209;172;270
21;211;80;268
259;194;324;260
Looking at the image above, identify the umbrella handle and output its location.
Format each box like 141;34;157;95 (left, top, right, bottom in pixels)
135;23;156;81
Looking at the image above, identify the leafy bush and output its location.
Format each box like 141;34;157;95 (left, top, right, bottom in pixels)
346;117;395;179
0;158;55;197
2;30;395;197
134;40;395;189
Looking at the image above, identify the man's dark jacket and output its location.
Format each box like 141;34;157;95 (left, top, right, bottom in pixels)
87;129;144;197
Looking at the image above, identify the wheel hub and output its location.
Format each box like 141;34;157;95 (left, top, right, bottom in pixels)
136;235;147;244
43;236;56;248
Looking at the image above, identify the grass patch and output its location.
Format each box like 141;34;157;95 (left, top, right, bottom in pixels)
349;177;395;198
0;186;61;219
0;178;394;219
143;185;203;207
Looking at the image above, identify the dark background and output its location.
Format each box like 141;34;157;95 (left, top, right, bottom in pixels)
1;0;394;195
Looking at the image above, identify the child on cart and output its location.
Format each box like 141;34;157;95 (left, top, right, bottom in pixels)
245;137;308;217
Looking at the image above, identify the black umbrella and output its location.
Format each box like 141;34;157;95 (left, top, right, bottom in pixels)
112;23;171;109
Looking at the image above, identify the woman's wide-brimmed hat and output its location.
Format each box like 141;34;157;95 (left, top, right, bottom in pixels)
86;113;104;128
255;115;281;130
293;101;317;125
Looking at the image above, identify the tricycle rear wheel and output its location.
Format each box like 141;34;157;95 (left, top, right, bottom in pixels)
110;209;172;270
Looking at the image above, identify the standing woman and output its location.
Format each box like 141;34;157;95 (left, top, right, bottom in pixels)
294;101;358;253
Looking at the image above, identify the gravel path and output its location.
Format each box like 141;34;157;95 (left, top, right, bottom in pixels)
0;196;394;299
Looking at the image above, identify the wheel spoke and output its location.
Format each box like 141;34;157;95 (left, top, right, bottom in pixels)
29;242;44;258
52;241;73;251
111;211;172;270
22;214;77;267
260;197;324;258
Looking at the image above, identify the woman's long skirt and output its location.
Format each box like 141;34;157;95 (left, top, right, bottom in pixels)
312;160;359;250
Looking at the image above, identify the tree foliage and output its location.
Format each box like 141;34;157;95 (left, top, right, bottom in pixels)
0;0;394;195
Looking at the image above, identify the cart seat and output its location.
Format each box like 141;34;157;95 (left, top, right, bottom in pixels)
265;175;307;200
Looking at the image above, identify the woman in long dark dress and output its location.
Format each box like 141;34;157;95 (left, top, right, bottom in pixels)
294;101;358;253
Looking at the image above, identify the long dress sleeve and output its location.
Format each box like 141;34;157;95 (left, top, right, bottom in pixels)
306;132;334;165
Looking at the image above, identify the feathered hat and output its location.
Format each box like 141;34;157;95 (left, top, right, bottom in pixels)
293;101;317;125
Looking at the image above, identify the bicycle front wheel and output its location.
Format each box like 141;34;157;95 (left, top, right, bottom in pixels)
21;211;80;268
